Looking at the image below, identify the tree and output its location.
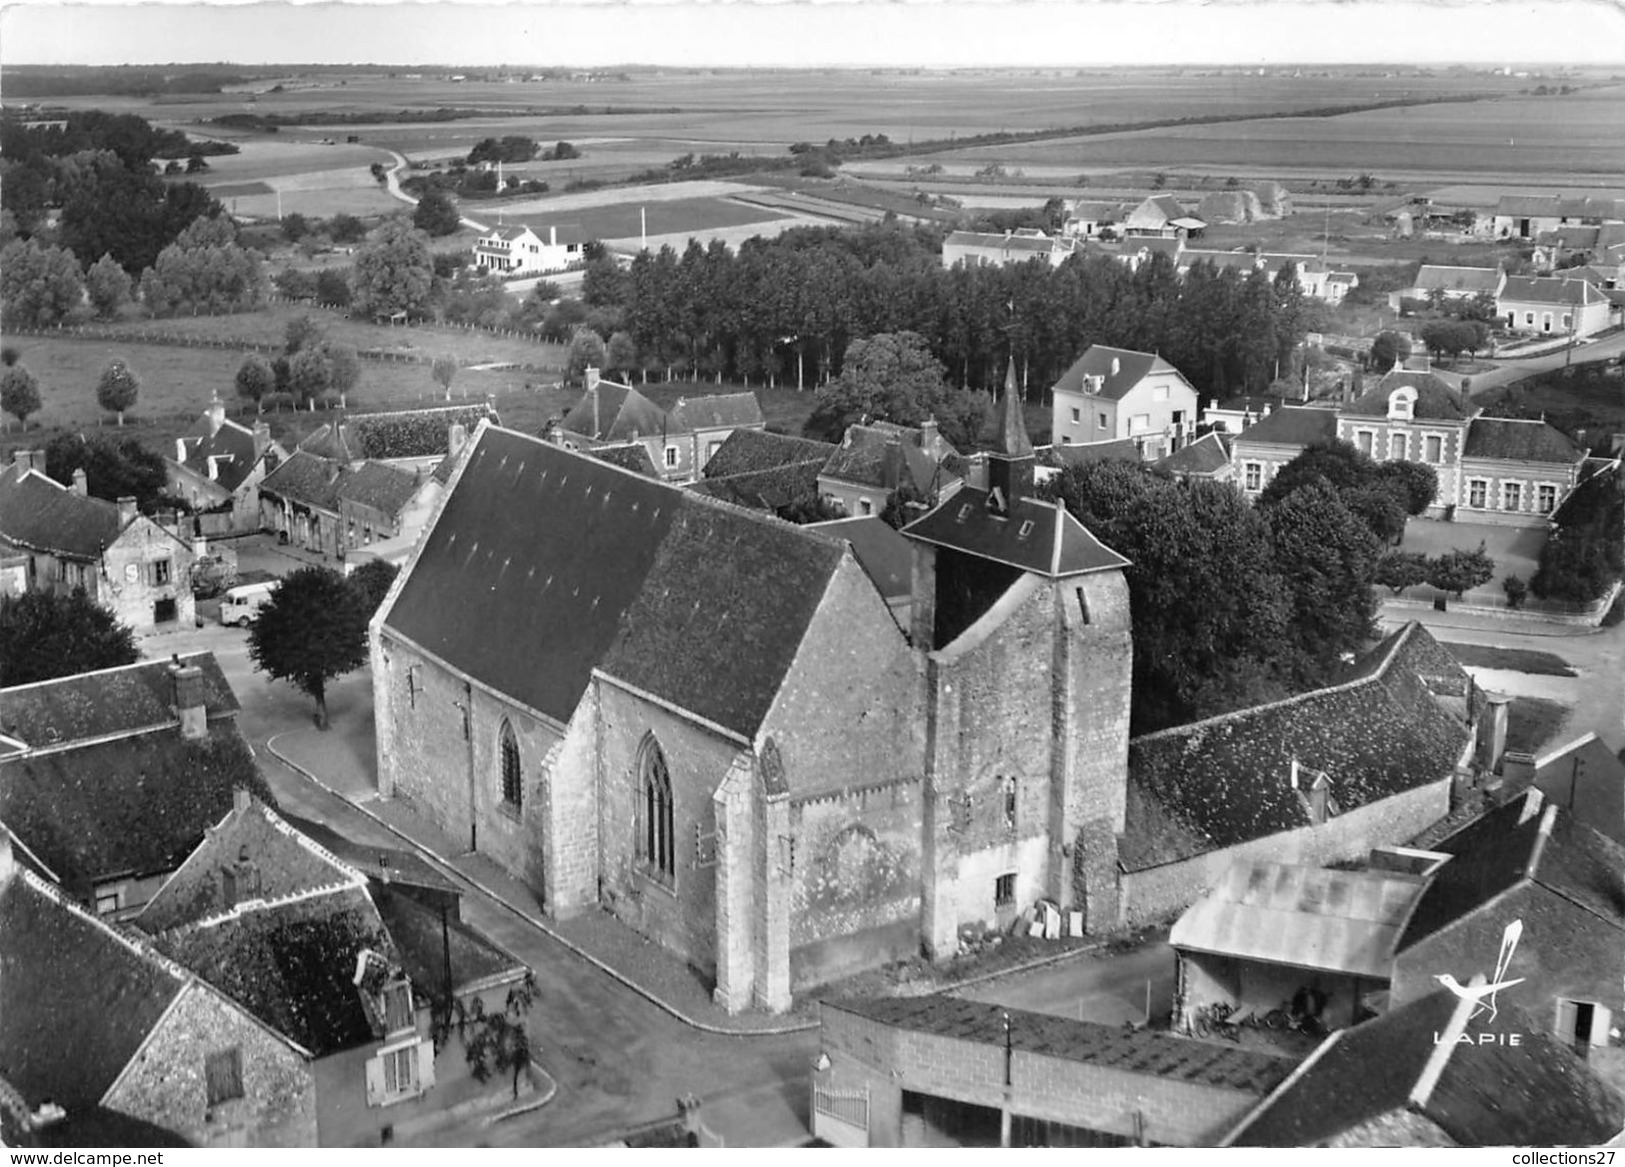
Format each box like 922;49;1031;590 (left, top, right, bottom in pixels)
1503;574;1529;610
1;365;42;431
431;356;457;400
274;267;315;300
85;252;132;319
44;432;169;510
284;313;324;356
413;189;461;237
1428;543;1495;600
280;212;310;242
1369;330;1412;371
351;219;434;319
804;330;951;442
1377;459;1438;516
1263;479;1380;678
96;357;140;425
1375;550;1430;596
235;353;275;413
0;590;138;687
246;566;369;728
0;238;85;327
185;154;209;173
326;344;361;398
287;346;333;405
605;330;638;378
455;973;537;1099
138;213;265;317
326;213;366;245
565;327;607;387
315;268;352;306
348;559;399;617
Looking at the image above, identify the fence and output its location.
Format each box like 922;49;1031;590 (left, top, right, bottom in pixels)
813;1085;870;1130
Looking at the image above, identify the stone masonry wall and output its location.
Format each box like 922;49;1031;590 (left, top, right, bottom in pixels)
106;983;317;1148
105;521;196;631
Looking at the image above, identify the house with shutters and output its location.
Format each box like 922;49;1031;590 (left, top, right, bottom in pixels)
470;223;585;275
1335;371;1473;517
0;654;270;921
0;451;198;632
0;830;318;1149
1456;417;1587;525
1048;345;1199;458
1497;275;1612;340
165;395;285;533
136;793;529;1146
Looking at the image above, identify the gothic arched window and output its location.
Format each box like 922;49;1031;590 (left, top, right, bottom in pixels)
640;737;675;882
499;719;522;809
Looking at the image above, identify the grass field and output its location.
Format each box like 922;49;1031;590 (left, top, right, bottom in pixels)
488;195;790;242
1443;644;1577;677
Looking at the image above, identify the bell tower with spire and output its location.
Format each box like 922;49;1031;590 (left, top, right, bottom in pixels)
986;357;1035;517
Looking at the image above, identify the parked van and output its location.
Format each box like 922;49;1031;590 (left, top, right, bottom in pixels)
220;581;278;627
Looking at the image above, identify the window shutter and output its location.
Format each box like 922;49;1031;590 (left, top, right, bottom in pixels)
1592;1005;1612;1048
364;1054;385;1107
416;1040;436;1092
1556;999;1579;1041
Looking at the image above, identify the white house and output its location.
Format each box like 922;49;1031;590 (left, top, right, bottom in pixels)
471;224;586;276
1497;275;1612;340
1049;346;1200;459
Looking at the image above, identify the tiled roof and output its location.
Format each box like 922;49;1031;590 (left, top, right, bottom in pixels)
336;461;419;517
701;429;835;479
1231;405;1338;448
0;723;275;896
0;868;183;1112
0;654;238;746
1123;622;1472;871
1170;860;1427;978
1496;195;1625;220
259;450;345;512
903;489;1131;579
1462;418;1583;464
279;812;460;894
1535;226;1602;250
944;231;1060;256
0;465;126;561
830;996;1294;1093
347;403;499;462
1227;990;1625;1146
1041;439;1144;467
1154;432;1231;476
561;381;669;443
807;516;913;601
689;461;825;514
1413;265;1503;294
1126;236;1183;258
591;441;661;478
153;884;388;1058
383;427;847;738
137;797;362;934
1052;345;1183;402
1343;371;1470;421
175;415;262;493
820;425;949;494
1499;275;1605;307
1527;733;1625;845
668;392;765;433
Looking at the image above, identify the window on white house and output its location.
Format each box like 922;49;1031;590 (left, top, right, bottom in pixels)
1542;314;1553;333
663;446;679;469
1244;462;1262;491
205;1048;245;1107
383;1045;418;1095
858;499;874;516
1153;385;1169;401
1129;414;1152;435
1504;482;1523;511
1071;408;1081;423
1525;312;1536;325
1562;313;1573;329
1097;412;1108;429
995;873;1017;908
150;558;172;587
1425;435;1443;462
1061;436;1072;445
1538;484;1557;513
95;889;121;916
1468;480;1488;508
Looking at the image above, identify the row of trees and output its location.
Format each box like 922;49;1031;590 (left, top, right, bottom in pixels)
1375;546;1496;599
232;315;362;411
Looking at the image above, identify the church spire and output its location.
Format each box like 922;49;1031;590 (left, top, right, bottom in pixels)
986;357;1035;517
999;356;1034;457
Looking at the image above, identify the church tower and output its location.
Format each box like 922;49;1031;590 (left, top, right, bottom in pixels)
901;360;1134;957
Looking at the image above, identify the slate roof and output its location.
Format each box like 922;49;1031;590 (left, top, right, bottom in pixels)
1227;990;1625;1146
561;380;669;443
1041;439;1144;467
820;424;951;494
1462;418;1584;464
830;996;1294;1094
259;450;345;512
1412;265;1503;294
1170;860;1428;978
689;461;825;514
669;392;765;432
1535;226;1602;250
0;867;184;1112
944;231;1060;257
279;812;460;895
0;465;126;561
1052;345;1185;401
0;722;275;896
1231;404;1339;448
903;489;1131;579
591;441;661;478
1343;371;1470;421
1526;733;1625;845
1496;195;1625;221
701;429;835;480
1122;622;1472;872
1397;796;1625;952
0;654;238;746
175;414;262;493
137;797;362;934
1499;275;1606;307
1154;432;1232;477
153;884;388;1058
807;516;913;602
383;426;847;738
336;461;419;517
371;885;522;1000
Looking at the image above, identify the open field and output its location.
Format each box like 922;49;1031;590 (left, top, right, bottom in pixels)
485;194;790;240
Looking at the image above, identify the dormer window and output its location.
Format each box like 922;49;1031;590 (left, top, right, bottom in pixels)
381;980;414;1035
1387;386;1417;421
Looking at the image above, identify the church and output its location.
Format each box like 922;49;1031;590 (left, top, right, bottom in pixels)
371;374;1472;1014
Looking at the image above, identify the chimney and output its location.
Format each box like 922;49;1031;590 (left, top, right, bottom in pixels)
206;455;220;482
176;437;189;463
1262;404;1272;417
1209;398;1219;411
1309;772;1331;825
1478;691;1512;774
234;787;253;815
920;417;939;451
206;393;225;437
29;450;46;474
542;416;564;446
585;366;601;393
1110;356;1121;377
170;661;209;740
252;420;271;460
116;496;138;526
448;422;468;457
71;468;87;497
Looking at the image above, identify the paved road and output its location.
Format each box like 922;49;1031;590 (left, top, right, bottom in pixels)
1440;328;1625;398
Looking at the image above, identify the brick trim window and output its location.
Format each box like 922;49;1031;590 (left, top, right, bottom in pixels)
1244;462;1262;491
1389;432;1407;461
498;719;522;810
1468;479;1488;508
640;736;675;883
205;1048;244;1107
1538;483;1558;513
1424;434;1443;463
1504;481;1523;511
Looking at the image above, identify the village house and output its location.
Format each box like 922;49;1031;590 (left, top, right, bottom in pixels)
1229;405;1339;495
258;453;423;560
1497;275;1612;340
941;229;1071;270
0;831;318;1149
817;419;962;519
470;223;585;275
1500;731;1625;846
1061;201;1122;239
1490;195;1625;241
1123;195;1204;238
0;654;270;922
0;451;198;632
1390;263;1505;312
1455;417;1587;526
1336;371;1473;516
1151;431;1234;484
135;794;531;1146
688;429;837;518
553;369;766;484
1049;345;1200;457
165;395;286;535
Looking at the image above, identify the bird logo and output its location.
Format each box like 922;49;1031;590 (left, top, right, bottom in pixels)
1433;919;1524;1024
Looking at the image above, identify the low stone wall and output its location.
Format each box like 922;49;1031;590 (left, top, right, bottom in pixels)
1381;579;1620;628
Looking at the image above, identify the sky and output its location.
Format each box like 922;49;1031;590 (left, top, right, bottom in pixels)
3;1;1624;70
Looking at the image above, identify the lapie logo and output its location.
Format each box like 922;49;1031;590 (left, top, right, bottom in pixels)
1432;919;1526;1046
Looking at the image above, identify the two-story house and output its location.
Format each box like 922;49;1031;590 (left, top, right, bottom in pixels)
0;451;197;632
1456;417;1588;525
166;396;285;535
816;419;962;519
555;369;766;484
1335;371;1473;517
1049;345;1199;458
471;223;585;276
1230;405;1340;496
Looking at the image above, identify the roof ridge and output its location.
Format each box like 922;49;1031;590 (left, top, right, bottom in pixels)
158;880;368;937
0;651;213;694
257;801;372;885
1410;989;1478;1112
16;866;187;984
